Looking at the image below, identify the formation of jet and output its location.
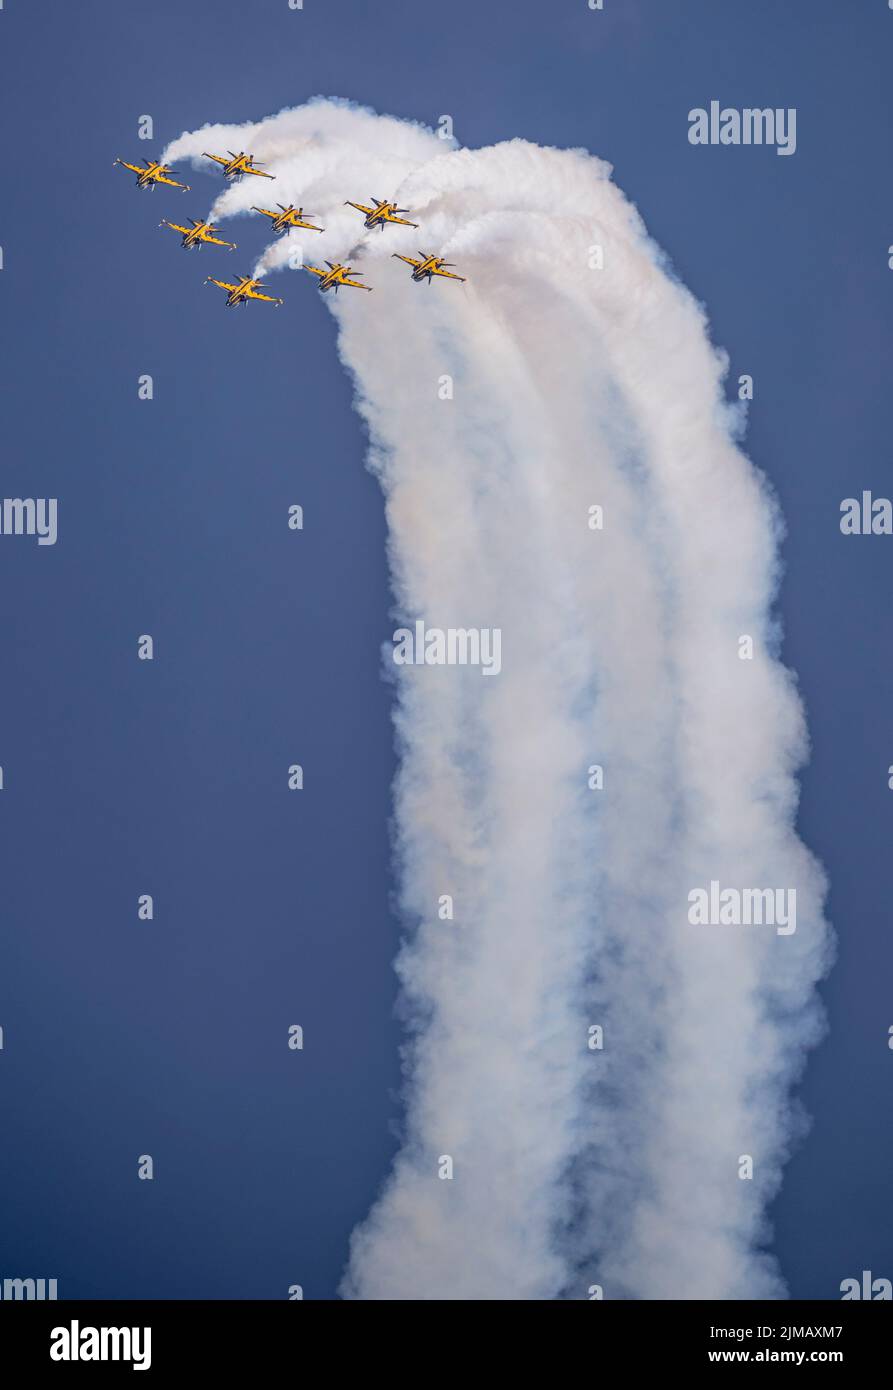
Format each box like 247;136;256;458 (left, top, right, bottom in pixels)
392;252;467;285
118;150;467;306
204;150;274;181
205;275;283;308
252;204;324;235
305;262;372;294
159;218;236;251
345;197;418;231
114;157;190;191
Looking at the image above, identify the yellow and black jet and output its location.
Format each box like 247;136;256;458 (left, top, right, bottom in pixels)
252;204;324;236
203;150;274;181
392;252;466;285
114;157;190;191
160;218;236;251
305;261;372;294
345;197;418;231
205;274;283;308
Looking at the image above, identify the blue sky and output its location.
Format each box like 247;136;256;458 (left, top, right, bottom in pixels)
0;0;891;1298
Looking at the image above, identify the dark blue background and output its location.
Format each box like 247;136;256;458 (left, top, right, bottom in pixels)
0;0;890;1299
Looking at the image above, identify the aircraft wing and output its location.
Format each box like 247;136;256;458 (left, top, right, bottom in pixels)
252;207;278;220
340;276;372;291
155;172;190;189
345;201;375;215
162;222;191;236
244;166;275;179
431;266;466;281
246;286;283;303
203;153;229;167
304;265;327;279
116;160;144;176
207;278;238;292
203;233;236;248
384;213;419;227
392;253;423;268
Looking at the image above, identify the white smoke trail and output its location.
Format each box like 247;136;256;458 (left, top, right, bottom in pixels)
164;102;831;1300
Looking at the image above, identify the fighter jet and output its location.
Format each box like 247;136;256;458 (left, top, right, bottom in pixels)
252;204;324;235
344;197;419;231
305;262;372;294
159;218;236;251
205;274;283;308
203;150;274;181
392;252;466;284
114;157;190;191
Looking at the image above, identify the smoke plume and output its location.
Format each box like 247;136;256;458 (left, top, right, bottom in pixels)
165;100;831;1300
